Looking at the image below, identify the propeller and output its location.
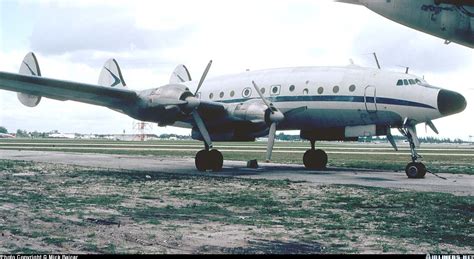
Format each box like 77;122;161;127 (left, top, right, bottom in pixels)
195;60;213;95
426;120;439;135
189;60;214;149
252;81;285;162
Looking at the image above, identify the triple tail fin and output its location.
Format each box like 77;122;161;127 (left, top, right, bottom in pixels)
98;59;127;88
17;52;42;107
169;64;192;84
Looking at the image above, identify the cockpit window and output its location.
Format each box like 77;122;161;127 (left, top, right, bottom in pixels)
409;79;415;85
397;80;403;86
415;79;422;84
403;79;409;86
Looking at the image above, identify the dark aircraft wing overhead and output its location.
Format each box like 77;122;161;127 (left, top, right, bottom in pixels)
0;71;140;110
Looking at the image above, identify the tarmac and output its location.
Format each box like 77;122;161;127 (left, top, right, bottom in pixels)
0;149;472;196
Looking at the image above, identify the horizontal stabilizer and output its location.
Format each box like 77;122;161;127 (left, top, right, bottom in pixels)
18;52;42;107
98;59;127;88
170;64;192;84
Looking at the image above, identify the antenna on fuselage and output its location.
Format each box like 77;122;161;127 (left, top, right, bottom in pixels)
373;52;381;69
396;65;410;74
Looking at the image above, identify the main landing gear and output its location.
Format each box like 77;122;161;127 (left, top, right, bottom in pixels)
399;127;426;179
195;146;223;172
303;140;328;170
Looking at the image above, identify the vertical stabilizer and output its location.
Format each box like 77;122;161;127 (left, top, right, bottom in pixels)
98;59;127;88
17;52;42;107
170;64;192;84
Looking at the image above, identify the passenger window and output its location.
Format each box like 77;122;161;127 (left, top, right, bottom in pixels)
260;88;266;94
230;90;235;97
196;93;201;99
242;87;252;98
209;93;214;99
349;85;356;92
333;85;340;93
397;80;403;86
220;92;224;98
270;85;281;96
403;79;409;86
409;79;415;85
317;87;324;95
289;85;295;92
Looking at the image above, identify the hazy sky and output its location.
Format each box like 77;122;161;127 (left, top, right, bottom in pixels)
0;0;473;140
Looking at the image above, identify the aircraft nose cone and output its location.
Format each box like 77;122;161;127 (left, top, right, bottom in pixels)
437;90;467;116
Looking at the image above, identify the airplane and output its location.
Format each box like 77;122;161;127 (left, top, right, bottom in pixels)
336;0;474;48
0;52;467;178
0;133;15;139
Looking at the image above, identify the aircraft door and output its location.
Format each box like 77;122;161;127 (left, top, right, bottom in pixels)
364;85;377;113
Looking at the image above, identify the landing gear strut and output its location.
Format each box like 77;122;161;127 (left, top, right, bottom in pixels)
303;140;328;170
195;144;223;172
399;127;426;179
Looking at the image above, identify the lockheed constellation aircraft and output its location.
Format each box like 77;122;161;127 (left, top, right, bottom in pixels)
337;0;474;48
0;53;467;178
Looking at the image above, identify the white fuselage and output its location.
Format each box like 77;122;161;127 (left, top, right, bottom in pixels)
178;65;443;131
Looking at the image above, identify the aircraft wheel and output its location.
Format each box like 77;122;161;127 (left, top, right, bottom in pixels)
209;149;224;172
303;149;328;170
195;150;209;172
405;162;426;179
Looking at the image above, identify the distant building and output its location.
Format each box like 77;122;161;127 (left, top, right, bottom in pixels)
77;134;159;141
48;133;76;139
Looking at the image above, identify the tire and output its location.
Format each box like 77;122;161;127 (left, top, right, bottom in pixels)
405;162;427;179
195;150;209;172
304;149;328;170
314;149;328;169
304;149;317;169
209;149;224;172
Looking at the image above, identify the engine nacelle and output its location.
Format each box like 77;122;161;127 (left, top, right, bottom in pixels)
227;99;270;124
139;84;199;126
147;84;194;107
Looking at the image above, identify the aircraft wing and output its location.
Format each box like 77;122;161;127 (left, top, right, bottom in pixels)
0;71;140;110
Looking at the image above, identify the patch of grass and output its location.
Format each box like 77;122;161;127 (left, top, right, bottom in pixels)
120;203;234;224
83;243;100;253
10;247;48;254
42;237;71;246
171;190;281;208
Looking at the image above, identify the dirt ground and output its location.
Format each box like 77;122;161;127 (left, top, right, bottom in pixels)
0;160;472;254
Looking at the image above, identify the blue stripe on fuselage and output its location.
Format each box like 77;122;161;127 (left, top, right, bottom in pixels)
216;95;436;109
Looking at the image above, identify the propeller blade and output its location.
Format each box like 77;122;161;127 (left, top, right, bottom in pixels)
426;120;439;134
386;129;398;151
192;111;213;149
252;81;274;111
195;60;213;95
266;122;277;162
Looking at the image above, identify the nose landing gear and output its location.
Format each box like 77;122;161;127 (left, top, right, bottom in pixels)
399;126;427;179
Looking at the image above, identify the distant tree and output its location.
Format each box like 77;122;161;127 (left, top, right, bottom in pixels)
30;131;43;138
0;126;7;134
16;129;29;138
